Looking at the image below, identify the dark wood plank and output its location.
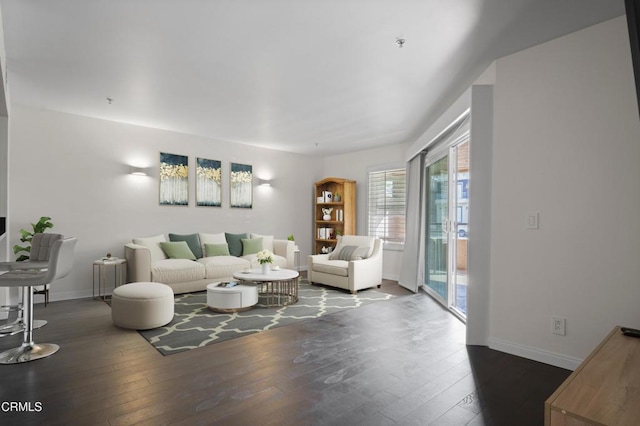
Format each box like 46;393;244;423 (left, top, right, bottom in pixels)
0;278;570;425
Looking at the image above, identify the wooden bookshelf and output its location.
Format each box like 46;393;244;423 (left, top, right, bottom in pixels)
313;177;356;255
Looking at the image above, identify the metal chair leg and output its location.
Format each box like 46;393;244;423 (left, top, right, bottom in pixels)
0;288;47;337
0;286;59;364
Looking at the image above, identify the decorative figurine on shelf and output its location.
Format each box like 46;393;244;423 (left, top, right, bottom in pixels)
322;207;333;221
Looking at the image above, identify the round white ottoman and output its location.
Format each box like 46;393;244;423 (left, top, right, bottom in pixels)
112;282;174;330
206;282;258;313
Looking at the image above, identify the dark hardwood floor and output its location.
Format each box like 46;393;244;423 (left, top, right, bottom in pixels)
0;278;570;425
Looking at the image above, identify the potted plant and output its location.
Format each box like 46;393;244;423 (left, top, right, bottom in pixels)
13;216;54;262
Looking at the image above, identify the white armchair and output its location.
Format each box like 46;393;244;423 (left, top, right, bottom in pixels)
307;236;383;294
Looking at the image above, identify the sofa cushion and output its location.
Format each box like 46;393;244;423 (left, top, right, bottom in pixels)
198;256;251;280
250;233;274;252
204;243;230;257
199;232;226;257
242;237;263;256
151;259;205;283
133;234;168;263
169;233;202;258
312;259;349;277
330;235;375;260
159;241;197;260
225;232;248;257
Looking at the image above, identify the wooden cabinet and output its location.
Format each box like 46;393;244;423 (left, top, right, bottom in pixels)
314;177;356;255
545;326;640;425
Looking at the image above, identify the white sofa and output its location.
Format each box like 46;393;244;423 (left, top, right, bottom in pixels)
307;235;383;294
125;232;295;294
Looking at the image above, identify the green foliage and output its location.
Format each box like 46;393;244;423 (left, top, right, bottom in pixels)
12;216;54;262
287;234;295;241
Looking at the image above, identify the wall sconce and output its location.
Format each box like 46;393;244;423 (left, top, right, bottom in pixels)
129;166;148;176
257;178;271;187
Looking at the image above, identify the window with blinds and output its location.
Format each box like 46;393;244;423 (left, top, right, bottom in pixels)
368;168;406;246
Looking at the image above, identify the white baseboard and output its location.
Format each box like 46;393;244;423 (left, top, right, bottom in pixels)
383;273;399;282
47;289;94;302
488;337;582;371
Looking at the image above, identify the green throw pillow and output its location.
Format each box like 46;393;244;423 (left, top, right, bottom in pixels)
241;238;263;256
225;232;248;257
169;233;202;258
159;241;196;260
205;243;231;257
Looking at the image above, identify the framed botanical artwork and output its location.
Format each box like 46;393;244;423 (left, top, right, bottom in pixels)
230;162;252;208
159;152;189;206
196;158;222;207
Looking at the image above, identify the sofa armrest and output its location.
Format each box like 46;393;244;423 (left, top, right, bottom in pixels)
348;239;383;290
124;243;152;283
273;239;295;268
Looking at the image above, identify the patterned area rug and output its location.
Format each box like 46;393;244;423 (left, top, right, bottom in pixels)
139;280;393;355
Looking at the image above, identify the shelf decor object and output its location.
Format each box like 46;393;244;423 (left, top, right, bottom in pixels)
313;177;356;255
159;152;189;206
196;158;222;207
230;163;253;208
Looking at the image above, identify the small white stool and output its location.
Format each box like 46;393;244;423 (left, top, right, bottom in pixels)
111;282;174;330
206;282;258;313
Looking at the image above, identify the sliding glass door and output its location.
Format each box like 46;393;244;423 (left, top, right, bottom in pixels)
424;138;469;320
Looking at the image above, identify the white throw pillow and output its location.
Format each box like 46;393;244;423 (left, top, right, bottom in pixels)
250;233;274;252
132;234;167;263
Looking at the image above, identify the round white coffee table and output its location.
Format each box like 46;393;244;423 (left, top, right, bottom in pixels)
206;282;259;313
233;268;299;307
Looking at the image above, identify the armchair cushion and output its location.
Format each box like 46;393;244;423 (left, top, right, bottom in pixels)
330;235;375;260
330;245;369;261
312;259;349;277
133;234;168;263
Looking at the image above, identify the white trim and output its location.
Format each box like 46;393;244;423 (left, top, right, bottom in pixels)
367;162;405;174
488;336;581;371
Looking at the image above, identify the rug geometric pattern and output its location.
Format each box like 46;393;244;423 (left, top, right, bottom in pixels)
139;280;393;356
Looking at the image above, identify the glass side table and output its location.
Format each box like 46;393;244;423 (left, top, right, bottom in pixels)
93;258;127;301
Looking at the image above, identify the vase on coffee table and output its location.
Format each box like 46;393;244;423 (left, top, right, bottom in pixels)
262;263;270;274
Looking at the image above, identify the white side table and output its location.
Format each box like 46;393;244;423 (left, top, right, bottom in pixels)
294;249;300;272
93;258;127;301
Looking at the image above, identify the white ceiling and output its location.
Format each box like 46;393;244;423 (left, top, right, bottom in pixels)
0;0;626;155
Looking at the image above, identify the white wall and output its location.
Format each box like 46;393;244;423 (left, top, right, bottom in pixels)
489;16;640;369
323;143;409;280
8;106;322;301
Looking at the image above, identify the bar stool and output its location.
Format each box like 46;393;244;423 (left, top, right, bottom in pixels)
0;233;63;337
0;237;76;364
